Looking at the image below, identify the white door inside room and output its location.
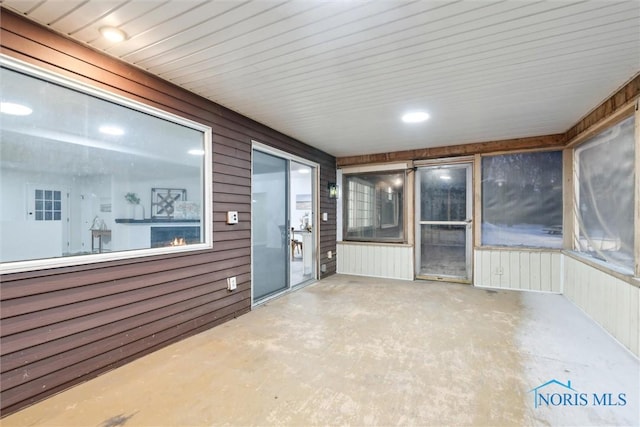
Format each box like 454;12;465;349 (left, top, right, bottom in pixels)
21;184;70;259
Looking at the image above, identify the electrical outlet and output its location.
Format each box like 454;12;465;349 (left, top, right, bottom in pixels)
227;276;237;291
226;211;238;224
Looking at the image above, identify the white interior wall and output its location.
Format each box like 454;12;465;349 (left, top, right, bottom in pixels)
290;172;312;232
1;168;200;258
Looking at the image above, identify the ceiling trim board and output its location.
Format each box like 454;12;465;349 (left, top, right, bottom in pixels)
336;134;565;167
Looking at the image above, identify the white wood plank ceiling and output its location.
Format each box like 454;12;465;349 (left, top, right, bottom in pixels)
2;0;639;157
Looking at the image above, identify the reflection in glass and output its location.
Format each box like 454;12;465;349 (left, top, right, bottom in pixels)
0;66;206;263
416;164;471;280
420;225;467;277
576;115;635;271
419;167;467;222
343;172;404;241
290;161;316;287
252;151;288;301
481;151;563;248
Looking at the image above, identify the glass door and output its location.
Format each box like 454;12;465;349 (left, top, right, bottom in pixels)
415;163;472;282
252;150;289;301
290;161;316;287
252;147;318;304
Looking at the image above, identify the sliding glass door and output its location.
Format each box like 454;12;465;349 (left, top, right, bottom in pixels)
252;146;317;304
252;150;289;300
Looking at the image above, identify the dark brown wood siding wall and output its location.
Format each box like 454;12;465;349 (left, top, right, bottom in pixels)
0;10;336;416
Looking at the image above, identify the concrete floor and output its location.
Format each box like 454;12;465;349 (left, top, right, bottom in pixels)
2;275;638;426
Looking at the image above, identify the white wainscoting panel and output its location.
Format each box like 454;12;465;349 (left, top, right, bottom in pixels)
563;255;639;357
474;249;562;293
337;242;413;280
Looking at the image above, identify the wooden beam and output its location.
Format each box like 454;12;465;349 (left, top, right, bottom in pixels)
565;73;640;147
562;148;575;251
635;103;640;277
337;134;564;167
473;154;482;250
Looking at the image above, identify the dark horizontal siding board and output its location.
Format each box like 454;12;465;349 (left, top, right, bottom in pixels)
213;222;251;232
1;260;248;335
0;255;244;319
214;154;251;171
213;170;251;184
213;182;251;195
1;250;243;300
1;272;252;375
0;9;336;415
2;289;250;390
213;134;253;153
213;193;251;204
213;203;252;214
2;275;232;349
213;142;252;159
1;306;252;416
1;285;249;390
2;299;250;412
213;162;251;178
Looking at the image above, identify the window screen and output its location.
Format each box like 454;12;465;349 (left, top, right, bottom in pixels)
482;151;563;248
575;115;635;272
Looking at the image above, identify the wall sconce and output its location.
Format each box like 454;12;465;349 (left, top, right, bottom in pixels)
328;182;338;199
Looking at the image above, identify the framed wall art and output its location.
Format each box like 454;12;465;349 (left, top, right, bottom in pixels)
151;188;187;219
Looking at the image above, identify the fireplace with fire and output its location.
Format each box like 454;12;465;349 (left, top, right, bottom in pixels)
151;226;200;248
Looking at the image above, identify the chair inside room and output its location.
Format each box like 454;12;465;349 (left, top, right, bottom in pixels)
291;227;302;261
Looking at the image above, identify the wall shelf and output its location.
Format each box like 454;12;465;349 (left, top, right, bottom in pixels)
115;218;200;224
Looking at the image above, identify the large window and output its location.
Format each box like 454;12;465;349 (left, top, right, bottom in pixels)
575;115;635;273
343;172;404;242
0;59;211;272
482;151;563;248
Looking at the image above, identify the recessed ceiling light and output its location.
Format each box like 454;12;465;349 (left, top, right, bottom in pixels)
99;125;124;136
298;169;310;174
188;149;205;155
1;102;33;116
100;26;127;43
402;111;430;123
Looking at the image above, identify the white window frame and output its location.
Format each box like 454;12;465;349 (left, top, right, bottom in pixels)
0;56;213;274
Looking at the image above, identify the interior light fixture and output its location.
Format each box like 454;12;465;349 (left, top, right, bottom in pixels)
99;125;125;136
188;149;205;155
440;174;452;180
1;102;33;116
402;111;430;123
298;168;310;174
100;26;127;43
